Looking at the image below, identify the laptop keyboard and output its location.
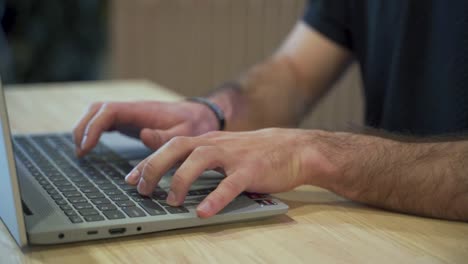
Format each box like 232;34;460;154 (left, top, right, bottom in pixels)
13;134;213;224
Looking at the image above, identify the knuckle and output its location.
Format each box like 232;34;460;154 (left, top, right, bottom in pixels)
170;173;187;189
221;178;244;195
204;131;223;138
142;161;158;181
192;146;212;156
100;102;114;114
191;146;223;168
167;136;189;149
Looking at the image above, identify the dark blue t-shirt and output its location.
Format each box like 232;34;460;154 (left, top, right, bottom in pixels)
303;0;468;136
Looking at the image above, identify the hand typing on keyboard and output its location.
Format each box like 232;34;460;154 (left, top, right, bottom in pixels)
72;100;333;219
73;101;220;158
124;128;323;218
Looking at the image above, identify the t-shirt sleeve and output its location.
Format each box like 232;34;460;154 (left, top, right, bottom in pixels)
302;0;352;49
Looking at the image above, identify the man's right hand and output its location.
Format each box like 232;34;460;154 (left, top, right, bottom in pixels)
72;100;220;157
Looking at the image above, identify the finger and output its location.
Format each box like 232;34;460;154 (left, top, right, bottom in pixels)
126;123;194;187
196;172;246;218
78;103;118;156
124;155;150;186
136;136;198;196
72;102;103;153
167;146;224;206
79;101;166;157
140;123;192;150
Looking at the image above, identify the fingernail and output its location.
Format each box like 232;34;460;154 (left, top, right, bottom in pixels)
80;135;88;149
125;169;140;184
166;191;177;206
197;200;212;214
137;178;151;195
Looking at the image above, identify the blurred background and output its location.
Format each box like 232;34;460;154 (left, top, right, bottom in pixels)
0;0;107;83
0;0;363;130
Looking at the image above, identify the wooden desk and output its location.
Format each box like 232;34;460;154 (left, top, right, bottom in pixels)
1;81;467;263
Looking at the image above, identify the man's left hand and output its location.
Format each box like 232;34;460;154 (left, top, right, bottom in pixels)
125;128;334;218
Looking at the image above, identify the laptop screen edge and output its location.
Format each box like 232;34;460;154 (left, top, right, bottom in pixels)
0;81;28;247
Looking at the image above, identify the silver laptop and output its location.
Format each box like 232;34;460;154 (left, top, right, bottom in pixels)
0;82;288;247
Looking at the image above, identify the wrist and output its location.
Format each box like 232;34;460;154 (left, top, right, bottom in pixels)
208;82;244;131
185;101;220;133
299;130;356;191
186;97;225;131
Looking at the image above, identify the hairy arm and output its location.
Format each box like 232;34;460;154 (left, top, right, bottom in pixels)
207;22;352;131
306;131;468;221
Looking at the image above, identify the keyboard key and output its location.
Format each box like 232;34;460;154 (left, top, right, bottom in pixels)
187;188;215;196
43;185;55;191
122;207;146;218
103;210;126;220
54;180;72;187
69;197;88;204
70;176;88;183
120;185;137;191
75;181;94;188
115;201;135;207
35;175;45;182
73;203;93;210
139;200;167;216
96;204;117;211
60;204;72;211
115;162;133;174
104;189;123;196
152;191;168;200
64;210;78;216
84;215;105;222
69;215;84;223
99;184;117;191
78;209;99;216
31;171;42;178
47;189;59;195
129;195;147;202
165;206;189;214
63;191;82;198
109;175;123;181
185;196;205;203
109;195;129;202
51;194;64;200
38;179;49;186
91;198;111;205
80;187;99;193
94;179;111;185
86;192;105;199
49;175;65;182
113;179;127;185
182;202;199;207
57;186;77;192
55;199;68;206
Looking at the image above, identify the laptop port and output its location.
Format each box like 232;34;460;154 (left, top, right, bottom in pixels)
109;228;126;235
87;230;98;235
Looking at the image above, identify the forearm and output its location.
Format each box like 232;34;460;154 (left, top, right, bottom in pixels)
307;131;468;221
208;56;310;131
207;23;351;131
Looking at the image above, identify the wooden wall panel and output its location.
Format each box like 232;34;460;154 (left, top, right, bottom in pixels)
109;0;363;130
